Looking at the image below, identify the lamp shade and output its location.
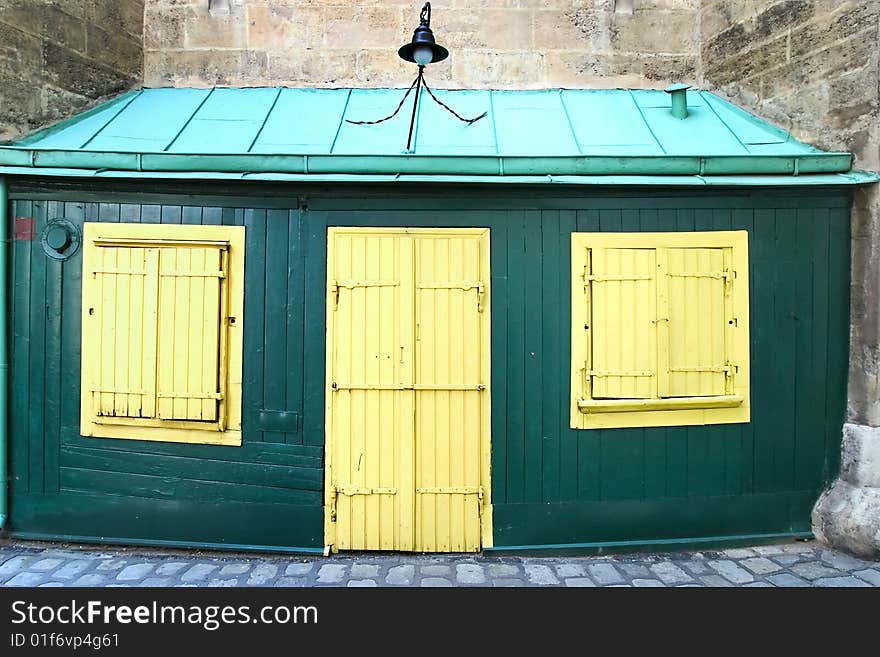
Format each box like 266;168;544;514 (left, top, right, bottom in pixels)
398;4;449;65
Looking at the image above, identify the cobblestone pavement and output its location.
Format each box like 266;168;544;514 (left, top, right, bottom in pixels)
0;538;878;587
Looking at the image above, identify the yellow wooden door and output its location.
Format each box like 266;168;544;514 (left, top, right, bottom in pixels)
325;228;492;552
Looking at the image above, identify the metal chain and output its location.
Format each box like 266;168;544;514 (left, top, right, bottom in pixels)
344;75;420;125
421;76;487;125
345;69;487;127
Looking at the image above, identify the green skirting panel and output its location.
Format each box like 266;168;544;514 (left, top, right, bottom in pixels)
491;491;818;552
9;493;324;552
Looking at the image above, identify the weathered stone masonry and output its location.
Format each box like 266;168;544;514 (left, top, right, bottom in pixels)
0;0;878;555
697;0;880;557
0;0;144;142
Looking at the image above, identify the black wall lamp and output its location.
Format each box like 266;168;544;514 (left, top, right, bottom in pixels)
346;2;486;153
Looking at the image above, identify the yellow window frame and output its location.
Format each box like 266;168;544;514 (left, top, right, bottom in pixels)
80;222;245;446
570;231;750;429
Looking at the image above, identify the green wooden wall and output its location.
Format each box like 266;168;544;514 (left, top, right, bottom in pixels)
5;182;852;552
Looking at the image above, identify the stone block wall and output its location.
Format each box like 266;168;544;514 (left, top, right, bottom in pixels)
699;0;880;557
0;0;145;142
143;0;701;89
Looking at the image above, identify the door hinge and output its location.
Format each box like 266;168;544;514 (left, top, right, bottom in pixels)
330;281;339;311
328;487;338;522
335;485;398;496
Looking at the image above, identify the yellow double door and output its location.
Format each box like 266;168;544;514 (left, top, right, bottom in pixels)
325;228;492;552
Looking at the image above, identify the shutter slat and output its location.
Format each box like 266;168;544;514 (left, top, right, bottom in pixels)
662;246;729;398
590;247;657;399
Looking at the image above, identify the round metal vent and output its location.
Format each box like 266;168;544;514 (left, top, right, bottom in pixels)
40;219;81;261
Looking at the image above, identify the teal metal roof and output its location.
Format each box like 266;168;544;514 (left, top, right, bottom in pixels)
1;87;876;185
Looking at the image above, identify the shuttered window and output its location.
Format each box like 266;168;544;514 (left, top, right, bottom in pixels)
81;223;245;446
571;231;750;430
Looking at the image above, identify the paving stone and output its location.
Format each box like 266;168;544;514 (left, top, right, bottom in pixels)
678;559;712;576
317;564;347;584
780;543;815;554
620;563;651;577
208;578;240;587
819;550;876;572
650;561;692;584
52;560;93;580
30;558;64;572
492;578;525;587
421;564;452;576
421;577;453;587
386;564;415;585
117;563;156;581
0;556;36;576
791;562;841;581
564;577;596;587
744;581;774;587
524;564;559;586
722;548;756;559
814;576;872;587
180;564;217;582
285;563;315;577
632;578;666;587
219;563;252;576
487;564;519;578
772;554;807;566
275;577;307;587
455;564;486;585
740;557;782;575
555;563;586;578
155;562;188;576
5;572;47;586
752;545;785;556
587;563;623;585
699;575;733;587
96;559;127;572
350;564;380;579
853;569;880;586
141;577;172;587
73;573;107;586
707;560;754;584
39;582;65;587
247;564;278;586
348;579;378;587
767;573;811;587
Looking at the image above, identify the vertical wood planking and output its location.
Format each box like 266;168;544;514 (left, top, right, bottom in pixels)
28;201;47;493
773;208;798;492
795;207;829;489
541;210;561;503
558;210;579;501
751;208;775;492
286;210;305;444
505;211;526;504
43;201;63;493
824;206;850;482
302;211;327;447
489;214;508;504
11;201;32;493
523;210;543;503
262;209;289;444
243;209;267;442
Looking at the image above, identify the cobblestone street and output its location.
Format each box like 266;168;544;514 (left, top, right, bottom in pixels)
1;539;878;587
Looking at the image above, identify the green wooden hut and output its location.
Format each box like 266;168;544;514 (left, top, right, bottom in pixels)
0;86;876;554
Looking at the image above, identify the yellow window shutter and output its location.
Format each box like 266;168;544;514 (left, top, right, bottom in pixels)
658;246;731;398
155;245;226;423
91;245;159;419
588;247;657;399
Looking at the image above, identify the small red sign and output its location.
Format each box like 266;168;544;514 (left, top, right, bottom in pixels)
14;217;35;241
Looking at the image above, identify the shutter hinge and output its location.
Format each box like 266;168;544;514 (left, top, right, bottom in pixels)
477;281;486;313
328;487;338;522
330;281;339;310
